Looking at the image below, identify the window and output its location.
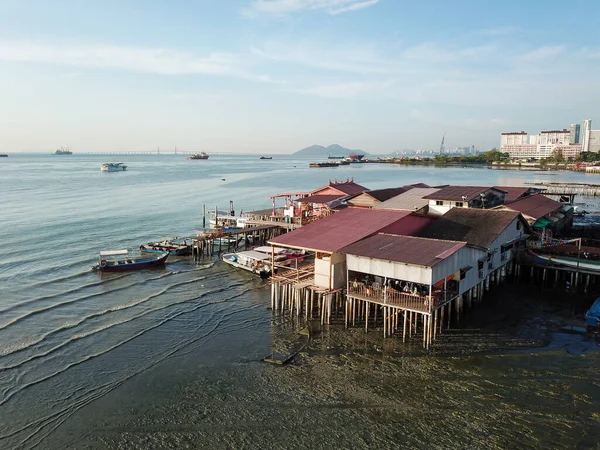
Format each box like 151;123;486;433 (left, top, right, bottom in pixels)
436;200;443;206
455;201;463;207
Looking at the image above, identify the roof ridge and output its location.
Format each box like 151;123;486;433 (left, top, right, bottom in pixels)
378;232;466;245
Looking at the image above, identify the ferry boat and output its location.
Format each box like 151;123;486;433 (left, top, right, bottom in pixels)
101;162;127;172
187;152;209;160
92;249;168;272
222;250;273;277
55;146;72;155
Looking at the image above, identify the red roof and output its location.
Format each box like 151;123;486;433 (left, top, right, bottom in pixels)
268;208;412;252
299;194;345;204
312;180;367;196
341;234;466;267
505;194;561;219
493;186;531;202
423;186;507;202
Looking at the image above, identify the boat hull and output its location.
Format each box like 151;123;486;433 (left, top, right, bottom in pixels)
140;243;190;256
532;251;600;272
222;252;271;277
585;297;600;331
94;253;168;272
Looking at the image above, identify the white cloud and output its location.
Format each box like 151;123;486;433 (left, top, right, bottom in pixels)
286;79;394;98
0;40;274;82
518;45;566;62
244;0;379;17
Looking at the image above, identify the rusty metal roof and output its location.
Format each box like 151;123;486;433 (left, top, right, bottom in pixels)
423;186;507;202
341;234;466;267
493;186;535;202
504;193;561;219
268;208;412;252
417;208;523;248
374;187;441;211
299;194;344;204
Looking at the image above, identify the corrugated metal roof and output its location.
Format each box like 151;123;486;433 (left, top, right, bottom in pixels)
504;193;561;220
423;186;506;201
299;194;344;204
340;234;466;267
417;208;522;248
268;208;412;252
493;186;531;202
374;188;441;211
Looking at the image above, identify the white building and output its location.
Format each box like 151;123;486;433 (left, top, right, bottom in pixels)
423;186;507;216
501;132;528;146
501;126;584;159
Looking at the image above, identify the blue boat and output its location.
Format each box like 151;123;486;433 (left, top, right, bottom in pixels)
92;249;169;272
585;297;600;332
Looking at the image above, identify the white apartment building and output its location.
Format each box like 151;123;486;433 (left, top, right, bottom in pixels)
581;119;600;153
501;126;585;159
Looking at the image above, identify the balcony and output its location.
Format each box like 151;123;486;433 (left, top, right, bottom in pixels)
347;282;453;313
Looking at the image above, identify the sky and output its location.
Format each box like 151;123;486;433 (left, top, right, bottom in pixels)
0;0;599;154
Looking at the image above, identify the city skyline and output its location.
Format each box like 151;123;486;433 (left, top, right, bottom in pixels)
1;0;599;153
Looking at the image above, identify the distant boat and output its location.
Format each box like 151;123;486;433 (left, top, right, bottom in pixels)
101;162;127;172
92;249;168;272
309;162;339;168
55;146;72;155
348;153;365;162
260;156;272;160
187;152;209;160
0;154;7;157
328;154;344;159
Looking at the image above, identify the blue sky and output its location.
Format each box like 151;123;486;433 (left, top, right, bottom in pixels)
0;0;598;153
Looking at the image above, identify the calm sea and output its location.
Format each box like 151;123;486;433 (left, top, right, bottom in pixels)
1;154;599;449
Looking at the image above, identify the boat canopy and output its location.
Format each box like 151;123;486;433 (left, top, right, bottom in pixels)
100;250;129;256
253;246;287;254
239;250;271;261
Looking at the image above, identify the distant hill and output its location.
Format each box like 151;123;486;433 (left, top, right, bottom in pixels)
293;144;368;157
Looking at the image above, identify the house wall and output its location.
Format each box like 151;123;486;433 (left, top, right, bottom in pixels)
347;194;380;208
315;252;346;289
347;255;433;285
428;200;465;216
312;186;344;196
487;216;525;272
431;246;486;294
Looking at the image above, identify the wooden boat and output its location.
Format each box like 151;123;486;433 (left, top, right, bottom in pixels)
140;238;190;256
528;249;600;273
309;162;339;168
222;250;273;277
187;152;209;160
585;297;600;332
92;249;168;272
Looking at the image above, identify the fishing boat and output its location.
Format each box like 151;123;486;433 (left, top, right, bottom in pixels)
260;156;272;160
187;152;209;160
55;146;72;155
528;249;600;273
585;297;600;332
92;249;168;272
222;250;273;277
101;162;127;172
253;246;305;260
140;237;190;256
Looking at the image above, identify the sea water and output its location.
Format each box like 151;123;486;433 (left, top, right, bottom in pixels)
0;154;599;449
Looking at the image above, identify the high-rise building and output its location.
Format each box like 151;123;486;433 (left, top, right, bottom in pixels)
582;119;592;152
570;124;581;144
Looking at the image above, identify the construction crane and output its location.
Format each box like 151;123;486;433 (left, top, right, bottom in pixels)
439;132;446;154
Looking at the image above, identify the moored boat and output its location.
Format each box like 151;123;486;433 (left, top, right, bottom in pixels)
528;249;600;273
92;249;168;272
222;250;273;277
101;162;127;172
140;238;190;256
55;146;72;155
309;162;339;168
585;297;600;332
187;152;209;160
